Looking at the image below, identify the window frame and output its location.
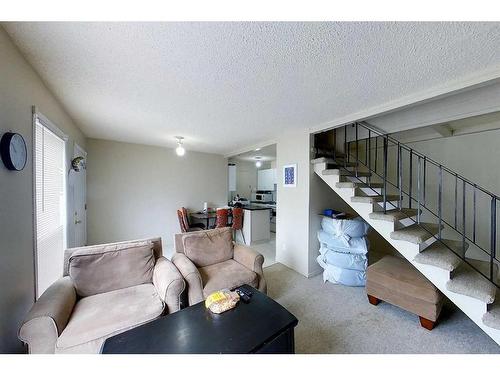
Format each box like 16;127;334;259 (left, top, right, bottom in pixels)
32;106;69;300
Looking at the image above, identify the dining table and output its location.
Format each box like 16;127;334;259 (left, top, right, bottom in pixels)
189;211;217;229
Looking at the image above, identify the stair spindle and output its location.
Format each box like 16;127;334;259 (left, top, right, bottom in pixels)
344;124;347;168
463;180;466;257
438;165;443;240
368;130;371;185
473;185;477;243
398;144;402;210
409;149;413;209
383;137;388;213
333;128;336;161
491;197;497;281
417;156;421;224
454;174;458;229
355;122;359;177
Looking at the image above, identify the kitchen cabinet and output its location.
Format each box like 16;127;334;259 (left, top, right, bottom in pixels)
242;207;271;244
228;165;236;191
257;168;276;191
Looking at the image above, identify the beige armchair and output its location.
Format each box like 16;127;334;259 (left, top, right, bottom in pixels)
19;238;185;354
172;227;267;306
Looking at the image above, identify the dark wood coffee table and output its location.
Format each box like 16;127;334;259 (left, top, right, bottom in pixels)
101;285;298;354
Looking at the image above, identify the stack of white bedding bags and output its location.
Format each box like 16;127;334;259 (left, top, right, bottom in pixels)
316;216;370;286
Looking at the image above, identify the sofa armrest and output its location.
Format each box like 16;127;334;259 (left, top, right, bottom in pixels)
18;276;76;354
153;257;185;314
233;243;267;294
172;253;204;305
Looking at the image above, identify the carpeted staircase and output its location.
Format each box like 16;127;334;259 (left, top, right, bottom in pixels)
312;142;500;345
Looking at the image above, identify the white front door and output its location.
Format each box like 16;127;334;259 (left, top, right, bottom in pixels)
68;144;87;247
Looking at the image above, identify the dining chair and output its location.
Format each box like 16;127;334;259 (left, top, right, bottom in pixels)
177;209;204;233
231;207;245;244
215;208;229;228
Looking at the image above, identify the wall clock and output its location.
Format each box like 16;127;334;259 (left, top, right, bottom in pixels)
1;132;27;171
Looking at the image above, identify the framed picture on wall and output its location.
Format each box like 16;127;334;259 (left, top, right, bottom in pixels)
283;164;297;187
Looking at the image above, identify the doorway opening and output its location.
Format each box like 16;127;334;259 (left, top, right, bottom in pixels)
228;143;277;267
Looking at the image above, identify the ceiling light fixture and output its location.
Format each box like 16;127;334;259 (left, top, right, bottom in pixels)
255;156;262;168
255;148;261;151
175;136;185;156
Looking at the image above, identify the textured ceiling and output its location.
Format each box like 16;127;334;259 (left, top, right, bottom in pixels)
3;22;500;155
229;143;276;163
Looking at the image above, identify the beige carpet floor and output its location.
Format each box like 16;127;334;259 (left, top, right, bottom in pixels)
264;263;500;353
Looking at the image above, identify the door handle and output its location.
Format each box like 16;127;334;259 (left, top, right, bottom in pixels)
75;220;82;224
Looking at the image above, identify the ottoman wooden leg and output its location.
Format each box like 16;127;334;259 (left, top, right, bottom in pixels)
367;294;380;306
419;316;436;330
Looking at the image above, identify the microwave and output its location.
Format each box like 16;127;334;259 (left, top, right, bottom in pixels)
253;192;273;202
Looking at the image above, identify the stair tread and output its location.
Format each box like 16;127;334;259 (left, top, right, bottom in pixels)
351;194;400;203
369;208;419;222
482;296;500;329
390;223;441;244
311;155;347;164
446;260;498;304
322;169;371;177
424;239;469;256
414;240;465;272
336;181;384;189
322;169;340;175
342;170;372;177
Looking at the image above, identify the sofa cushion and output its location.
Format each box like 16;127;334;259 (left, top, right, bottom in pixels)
64;238;163;276
68;242;155;297
199;259;258;297
55;283;164;353
182;227;234;267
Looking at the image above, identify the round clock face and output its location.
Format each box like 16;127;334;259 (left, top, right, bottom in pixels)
10;133;27;170
1;132;27;171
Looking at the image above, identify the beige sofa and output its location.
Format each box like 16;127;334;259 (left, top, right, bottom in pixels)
19;238;185;354
172;227;267;306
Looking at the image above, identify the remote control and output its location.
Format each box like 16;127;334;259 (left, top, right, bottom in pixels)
236;289;251;303
238;285;253;296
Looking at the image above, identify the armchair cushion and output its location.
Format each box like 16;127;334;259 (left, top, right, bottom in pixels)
68;242;155;297
199;259;258;298
181;227;234;267
55;283;163;353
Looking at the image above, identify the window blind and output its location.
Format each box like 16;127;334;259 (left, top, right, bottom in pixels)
35;116;66;299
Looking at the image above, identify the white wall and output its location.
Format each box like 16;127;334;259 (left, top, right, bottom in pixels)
405;129;500;260
277;130;358;277
86;139;228;255
0;28;86;353
229;160;258;200
276;129;313;276
369;80;500;134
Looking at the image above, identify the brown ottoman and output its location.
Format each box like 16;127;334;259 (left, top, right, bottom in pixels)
366;255;444;330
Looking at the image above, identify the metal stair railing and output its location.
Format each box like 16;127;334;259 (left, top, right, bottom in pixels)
323;122;499;287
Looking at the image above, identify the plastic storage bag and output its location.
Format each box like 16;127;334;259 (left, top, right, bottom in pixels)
205;290;240;314
317;255;366;286
317;230;369;254
318;245;367;271
320;216;370;241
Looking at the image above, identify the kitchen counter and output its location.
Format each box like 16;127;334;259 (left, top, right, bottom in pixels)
241;206;271;245
242;205;272;211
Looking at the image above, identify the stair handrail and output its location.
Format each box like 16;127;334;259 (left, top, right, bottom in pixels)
327;121;498;286
358;121;500;200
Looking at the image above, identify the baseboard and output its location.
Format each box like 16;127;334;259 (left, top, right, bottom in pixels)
308;268;323;278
